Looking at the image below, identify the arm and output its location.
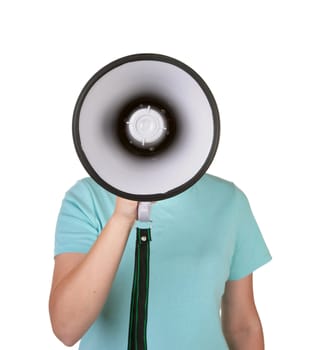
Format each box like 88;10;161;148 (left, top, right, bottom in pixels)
49;197;138;346
221;274;265;350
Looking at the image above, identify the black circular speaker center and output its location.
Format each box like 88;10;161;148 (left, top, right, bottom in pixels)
117;98;177;157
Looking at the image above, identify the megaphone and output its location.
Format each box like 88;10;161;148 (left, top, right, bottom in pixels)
72;53;220;350
72;53;220;202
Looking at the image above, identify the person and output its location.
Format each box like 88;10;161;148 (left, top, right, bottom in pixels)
49;173;271;349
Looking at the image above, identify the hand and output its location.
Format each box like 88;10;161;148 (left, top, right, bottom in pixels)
113;196;138;223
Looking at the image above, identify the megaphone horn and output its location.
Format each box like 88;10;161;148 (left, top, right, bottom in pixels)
73;53;220;201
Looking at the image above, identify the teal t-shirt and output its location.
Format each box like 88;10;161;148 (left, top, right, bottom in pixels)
54;174;271;350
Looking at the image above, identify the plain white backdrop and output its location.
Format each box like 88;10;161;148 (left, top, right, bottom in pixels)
0;1;308;349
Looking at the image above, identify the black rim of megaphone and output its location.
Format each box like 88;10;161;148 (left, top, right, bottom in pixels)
72;53;220;201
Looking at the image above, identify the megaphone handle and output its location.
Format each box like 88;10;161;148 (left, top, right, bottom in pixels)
128;227;152;349
137;202;153;222
127;202;153;349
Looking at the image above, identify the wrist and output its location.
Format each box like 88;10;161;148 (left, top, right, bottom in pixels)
110;212;136;228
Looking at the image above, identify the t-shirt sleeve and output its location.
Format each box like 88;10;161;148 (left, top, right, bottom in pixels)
54;180;100;256
228;188;272;280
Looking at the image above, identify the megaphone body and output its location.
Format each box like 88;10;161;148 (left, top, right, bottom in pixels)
73;53;220;202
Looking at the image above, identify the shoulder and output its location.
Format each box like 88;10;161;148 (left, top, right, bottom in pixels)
66;177;100;193
195;173;243;197
202;173;235;189
206;173;249;197
57;177;116;227
188;173;250;211
65;177;110;199
61;177;115;212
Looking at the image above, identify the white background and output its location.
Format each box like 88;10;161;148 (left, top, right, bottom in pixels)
0;1;308;349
